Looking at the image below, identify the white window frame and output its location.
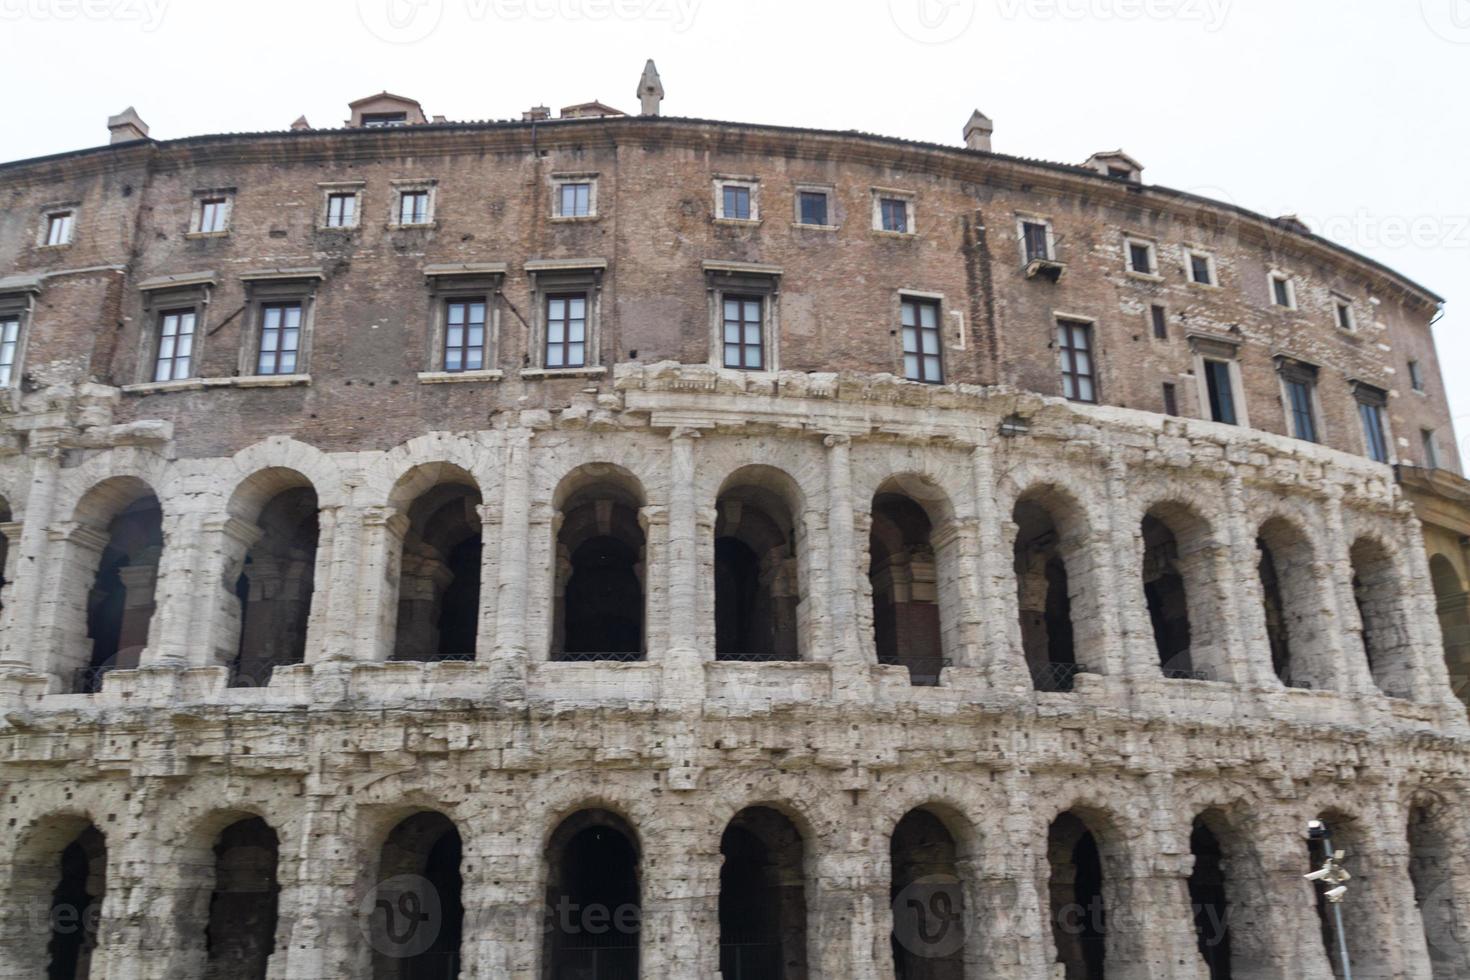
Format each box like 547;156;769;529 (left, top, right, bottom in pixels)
793;183;836;229
552;173;599;221
390;179;437;228
1188;335;1251;429
1017;214;1056;264
1423;428;1441;469
872;189;916;236
714;176;759;223
422;268;506;381
704;262;782;373
523;259;607;375
1275;357;1325;444
239;273;323;378
318;182;364;230
1185;248;1218;287
1332;293;1357;332
0;295;33;389
189;190;234;237
1124;236;1160;278
1407;359;1426;393
40;207;76;247
1268;270;1297;310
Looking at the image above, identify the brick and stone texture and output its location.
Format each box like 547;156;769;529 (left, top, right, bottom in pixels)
0;113;1467;980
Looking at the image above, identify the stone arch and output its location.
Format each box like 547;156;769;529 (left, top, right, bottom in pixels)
1306;808;1379;978
889;802;977;979
867;472;961;686
169;809;284;980
541;807;642;979
1349;534;1415;698
551;463;648;661
364;809;465;980
1256;514;1334;691
1429;553;1470;707
715;464;805;661
1141;499;1231;683
1406;790;1470;979
719;805;810;980
2;812;108;979
1011;483;1101;690
226;437;346;511
388;462;484;662
63;475;165;690
1042;804;1129;980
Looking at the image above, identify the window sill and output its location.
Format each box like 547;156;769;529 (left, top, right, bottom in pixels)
714;216;762;227
1188;280;1221;290
550;214;601;224
520;366;608;380
792;222;839;232
418;369;504;384
36;242;73;251
235;373;311;388
123;374;310;395
387;222;437;231
872;229;917;239
316;224;361;232
1126;270;1164;283
185;231;230;240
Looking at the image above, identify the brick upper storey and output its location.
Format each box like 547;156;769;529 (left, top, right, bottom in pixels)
0;113;1457;470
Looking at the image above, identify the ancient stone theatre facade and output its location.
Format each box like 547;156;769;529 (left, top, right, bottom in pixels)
1;66;1469;980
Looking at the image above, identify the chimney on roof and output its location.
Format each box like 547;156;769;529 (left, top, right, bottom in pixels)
638;59;664;116
963;109;993;152
523;105;551;122
107;107;149;144
1276;214;1312;235
290;116;312;131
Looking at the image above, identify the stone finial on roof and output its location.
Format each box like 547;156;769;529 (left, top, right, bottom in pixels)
638;59;664;116
290;116;312;131
107;107;149;144
963;109;993;152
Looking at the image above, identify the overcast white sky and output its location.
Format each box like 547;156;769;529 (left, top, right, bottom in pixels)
3;0;1466;455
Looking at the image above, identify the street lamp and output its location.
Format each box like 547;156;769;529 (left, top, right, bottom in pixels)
1305;819;1353;980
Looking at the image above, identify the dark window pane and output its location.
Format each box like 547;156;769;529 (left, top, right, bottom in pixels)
1204;360;1237;425
901;299;942;382
799;191;828;226
1151;305;1168;339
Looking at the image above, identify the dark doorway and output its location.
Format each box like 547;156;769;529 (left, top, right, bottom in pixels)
1188;819;1231;980
46;825;107;980
1048;812;1105;980
870;493;944;685
232;486;318;686
553;476;646;662
394;481;483;663
204;817;281;979
714;481;800;662
1016;499;1078;691
719;807;807;980
1257;538;1292;685
544;811;641;980
370;812;464;979
890;809;966;979
1143;515;1193;677
82;494;164;690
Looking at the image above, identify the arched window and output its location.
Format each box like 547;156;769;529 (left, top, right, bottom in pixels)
715;468;802;662
71;480;164;692
393;472;483;662
1047;812;1106;980
1014;493;1088;692
1429;555;1470;708
890;808;968;977
543;810;640;978
1408;801;1469;978
1257;517;1330;690
719;806;807;979
231;484;319;686
1350;536;1413;698
553;466;646;661
870;478;957;686
204;817;280;978
369;812;464;979
1141;503;1229;682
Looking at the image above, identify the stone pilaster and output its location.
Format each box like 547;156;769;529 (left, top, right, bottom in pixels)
639;819;722;978
354;506;410;663
280;793;360;980
971;441;1029;691
460;815;541;979
0;444;61;678
1321;488;1375;695
1103;451;1153;680
661;427;707;706
808;845;886;980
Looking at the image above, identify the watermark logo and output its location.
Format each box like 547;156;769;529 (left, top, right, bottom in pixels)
1422;0;1470;44
995;0;1231;31
889;0;978;44
360;874;444;959
357;0;445;44
0;0;168;31
359;0;698;42
892;875;967;959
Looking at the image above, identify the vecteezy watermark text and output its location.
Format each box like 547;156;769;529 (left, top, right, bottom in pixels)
995;0;1230;31
0;0;167;30
358;0;699;44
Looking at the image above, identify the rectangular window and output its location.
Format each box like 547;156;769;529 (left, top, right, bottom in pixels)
1189;252;1216;285
0;315;20;386
558;182;592;218
362;112;408;128
880;197;910;233
1334;297;1356;331
1022;221;1051;262
1057;320;1096;403
1408;359;1425;392
722;294;764;370
545;293;588;369
1162;382;1178;416
798;190;829;227
1271;274;1294;308
1127;240;1155;275
1284;377;1318;442
1423;429;1441;469
1151;305;1168;340
153;309;197;382
398;190;431;225
45;211;74;246
442;299;487;373
325;193;358;228
1360;401;1389;462
256;303;303;376
198;198;229;234
901;298;943;383
722;184;752;221
1203;359;1237;425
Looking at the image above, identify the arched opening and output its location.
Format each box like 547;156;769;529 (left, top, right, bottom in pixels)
1188;818;1232;980
890;808;967;979
870;481;952;686
204;817;280;979
1014;495;1081;691
1257;517;1328;690
231;485;319;686
715;472;801;662
1047;812;1106;980
46;824;107;980
1350;536;1413;698
369;811;464;979
393;474;483;662
553;467;646;661
719;806;807;979
1408;801;1467;978
1430;555;1470;708
1306;813;1378;978
0;497;12;614
78;485;164;692
543;809;640;979
1143;513;1194;677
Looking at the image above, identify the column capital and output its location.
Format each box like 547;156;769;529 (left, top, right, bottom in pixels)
823;433;852;449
